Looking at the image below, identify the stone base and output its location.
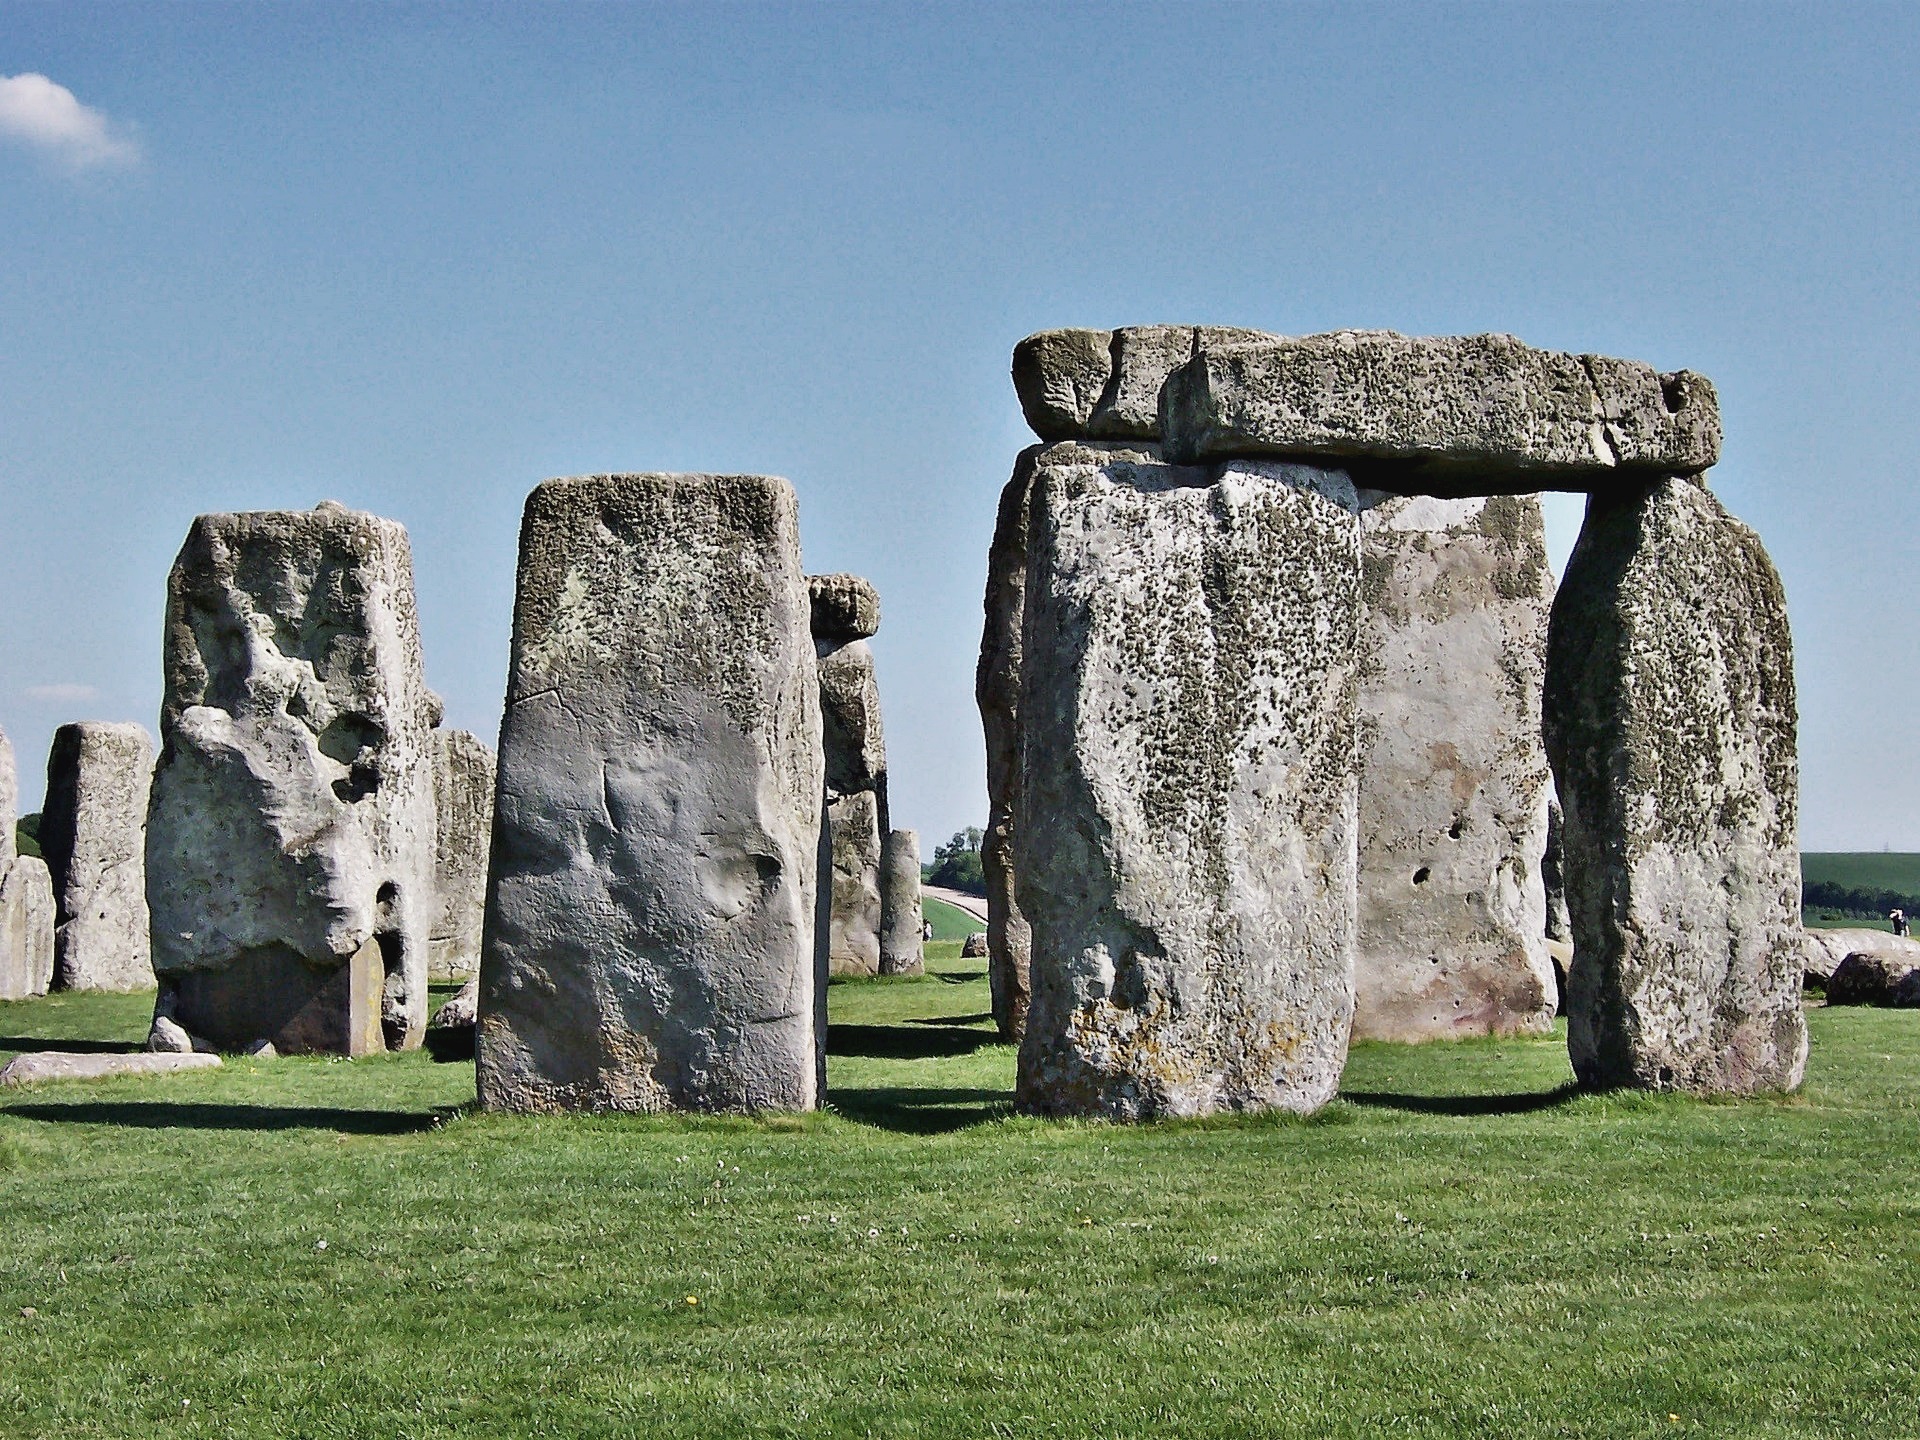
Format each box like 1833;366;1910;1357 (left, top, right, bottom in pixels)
163;939;387;1056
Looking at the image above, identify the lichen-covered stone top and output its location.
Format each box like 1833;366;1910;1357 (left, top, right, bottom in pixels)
1161;330;1719;487
1011;326;1279;442
808;572;881;640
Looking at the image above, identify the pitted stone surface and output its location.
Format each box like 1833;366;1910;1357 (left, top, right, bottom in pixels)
41;721;155;992
1353;494;1556;1042
1;1050;222;1085
1012;326;1279;442
1014;446;1360;1119
1543;796;1571;945
808;573;881;642
1801;927;1920;988
1161;331;1720;487
1545;478;1805;1093
0;726;55;1000
477;474;822;1114
824;788;883;977
813;604;889;979
146;502;439;1055
428;729;495;981
878;828;923;976
1826;951;1920;1007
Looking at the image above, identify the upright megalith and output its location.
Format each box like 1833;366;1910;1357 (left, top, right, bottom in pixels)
878;828;923;976
810;573;888;978
1544;477;1805;1093
1014;443;1361;1119
145;502;438;1055
0;726;55;1001
477;473;823;1115
1353;494;1557;1041
41;721;155;992
428;729;494;982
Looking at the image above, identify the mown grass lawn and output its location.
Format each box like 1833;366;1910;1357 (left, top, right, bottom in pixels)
2;948;1916;1438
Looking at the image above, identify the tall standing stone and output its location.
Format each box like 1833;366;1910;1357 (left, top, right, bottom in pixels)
145;502;439;1055
1352;494;1557;1041
41;721;155;992
878;828;923;976
477;473;823;1114
428;729;495;982
0;725;55;1001
1544;477;1805;1093
1542;796;1570;945
1015;444;1361;1119
810;574;888;978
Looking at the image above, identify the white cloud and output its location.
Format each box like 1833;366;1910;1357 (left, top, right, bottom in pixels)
0;72;141;171
25;683;101;704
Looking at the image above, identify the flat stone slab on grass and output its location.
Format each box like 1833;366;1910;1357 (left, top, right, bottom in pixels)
1;1051;222;1086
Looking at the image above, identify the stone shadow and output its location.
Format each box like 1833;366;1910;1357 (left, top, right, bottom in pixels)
1339;1081;1582;1117
827;1022;1001;1061
2;1101;452;1135
828;1085;1012;1135
0;1036;142;1056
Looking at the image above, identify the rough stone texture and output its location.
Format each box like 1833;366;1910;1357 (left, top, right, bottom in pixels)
41;721;155;992
961;931;989;958
878;828;923;976
146;1016;195;1052
0;725;55;1001
1544;478;1805;1093
145;502;439;1056
1826;952;1920;1007
1012;326;1278;443
1014;445;1361;1119
477;474;823;1115
1162;331;1721;489
1352;494;1557;1042
1798;927;1920;988
431;975;480;1031
428;729;495;982
0;1050;222;1086
814;619;888;978
808;573;881;641
1543;796;1571;944
1892;969;1920;1008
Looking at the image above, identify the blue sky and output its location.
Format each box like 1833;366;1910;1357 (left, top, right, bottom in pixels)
2;2;1915;850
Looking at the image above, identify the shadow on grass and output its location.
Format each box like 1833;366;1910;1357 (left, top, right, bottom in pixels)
829;1086;1012;1135
936;969;985;985
0;1037;141;1056
907;1012;993;1028
828;1023;999;1060
4;1101;452;1135
1340;1081;1583;1117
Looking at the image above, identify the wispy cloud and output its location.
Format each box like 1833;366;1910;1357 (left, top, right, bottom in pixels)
0;73;141;171
25;683;101;704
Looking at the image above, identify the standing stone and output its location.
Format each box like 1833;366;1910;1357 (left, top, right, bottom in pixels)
145;502;439;1055
1542;796;1571;945
878;828;923;976
477;473;823;1114
811;575;888;978
1352;494;1557;1042
977;452;1041;1039
1544;477;1805;1093
0;725;55;1001
41;722;155;992
428;729;495;982
1015;444;1360;1119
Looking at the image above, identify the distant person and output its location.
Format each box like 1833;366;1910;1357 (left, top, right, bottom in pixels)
1892;908;1909;938
921;919;933;942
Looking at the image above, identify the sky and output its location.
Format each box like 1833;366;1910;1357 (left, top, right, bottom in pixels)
1;2;1916;851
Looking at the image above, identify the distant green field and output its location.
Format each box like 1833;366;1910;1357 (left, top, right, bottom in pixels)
919;896;980;942
1801;852;1920;893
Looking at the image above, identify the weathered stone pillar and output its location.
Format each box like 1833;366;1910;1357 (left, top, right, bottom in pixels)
811;574;888;978
41;721;155;992
145;502;438;1055
1544;477;1806;1093
1542;796;1570;945
428;729;495;982
477;473;823;1114
0;726;54;1001
1014;445;1361;1119
878;828;923;976
1352;494;1556;1041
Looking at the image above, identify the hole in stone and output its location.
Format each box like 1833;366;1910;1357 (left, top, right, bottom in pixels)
1428;955;1440;965
1660;373;1689;413
1412;867;1431;885
377;928;407;1053
1447;817;1464;840
317;712;385;766
1658;1066;1675;1088
333;762;380;804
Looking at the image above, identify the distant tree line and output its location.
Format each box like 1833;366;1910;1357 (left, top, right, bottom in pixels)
923;827;985;896
1803;880;1920;920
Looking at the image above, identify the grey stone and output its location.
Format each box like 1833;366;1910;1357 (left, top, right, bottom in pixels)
823;788;883;977
1545;478;1805;1093
814;608;888;979
428;729;495;982
1799;927;1920;988
430;975;479;1030
878;828;923;976
477;473;823;1114
961;931;988;959
1014;444;1361;1119
41;721;154;992
1543;796;1571;944
1826;952;1920;1007
0;1050;221;1086
1352;494;1557;1042
246;1039;277;1058
1893;969;1920;1009
0;726;54;1001
145;501;439;1057
1011;326;1278;443
1161;330;1721;488
146;1015;195;1052
808;573;881;642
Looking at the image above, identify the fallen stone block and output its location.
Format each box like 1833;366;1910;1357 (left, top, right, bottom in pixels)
1;1050;222;1086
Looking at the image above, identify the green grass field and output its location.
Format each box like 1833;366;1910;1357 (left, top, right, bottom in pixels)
1801;852;1920;930
3;951;1917;1437
919;895;980;942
